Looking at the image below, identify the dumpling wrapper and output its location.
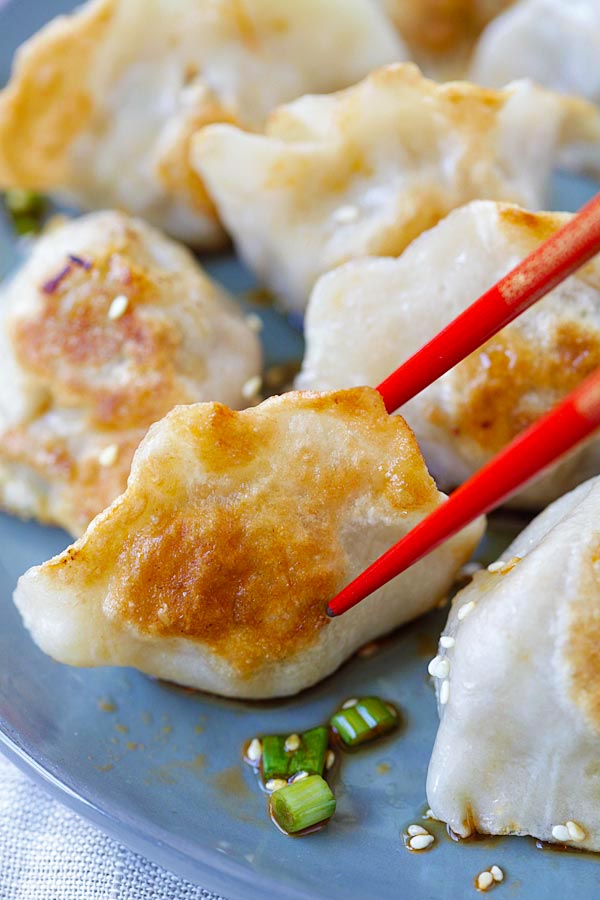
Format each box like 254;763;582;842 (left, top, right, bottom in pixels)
382;0;514;77
14;387;483;699
427;474;600;851
297;201;600;509
193;63;600;311
0;210;261;536
0;0;403;247
471;0;600;106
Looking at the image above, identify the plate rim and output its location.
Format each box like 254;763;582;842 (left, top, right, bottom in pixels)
0;725;324;900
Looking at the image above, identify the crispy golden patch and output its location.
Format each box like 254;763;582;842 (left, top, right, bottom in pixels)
0;0;116;187
428;320;600;454
384;0;514;57
566;540;600;731
498;205;568;243
10;245;193;429
44;389;439;674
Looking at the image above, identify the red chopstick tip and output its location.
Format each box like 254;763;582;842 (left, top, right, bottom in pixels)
325;603;337;618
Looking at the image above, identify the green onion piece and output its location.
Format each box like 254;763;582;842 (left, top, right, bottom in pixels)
262;735;290;781
330;697;398;748
4;188;45;216
289;726;329;777
12;215;40;236
270;775;336;834
3;189;47;237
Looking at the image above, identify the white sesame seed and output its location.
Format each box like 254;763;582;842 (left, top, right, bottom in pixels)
440;636;455;649
284;733;301;752
265;778;287;792
245;313;263;332
407;824;428;836
156;603;170;624
423;808;434;819
551;824;571;843
490;865;504;882
98;443;119;467
487;560;506;573
439;680;450;705
342;698;358;709
566;821;586;842
428;656;450;679
107;294;129;320
457;600;476;621
290;770;309;782
408;834;434;851
476;871;494;891
332;204;359;224
242;375;262;400
459;561;483;577
325;750;336;770
246;738;262;763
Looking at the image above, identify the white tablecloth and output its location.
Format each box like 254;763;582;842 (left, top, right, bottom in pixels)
0;755;228;900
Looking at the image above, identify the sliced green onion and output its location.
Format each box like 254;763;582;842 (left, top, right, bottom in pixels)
4;188;45;216
262;725;330;781
289;726;328;777
12;215;40;236
262;735;290;781
270;775;336;834
330;697;398;748
3;189;46;236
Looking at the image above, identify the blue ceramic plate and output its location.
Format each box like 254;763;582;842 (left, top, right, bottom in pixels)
2;4;600;897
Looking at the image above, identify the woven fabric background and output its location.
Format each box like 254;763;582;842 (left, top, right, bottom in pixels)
0;755;228;900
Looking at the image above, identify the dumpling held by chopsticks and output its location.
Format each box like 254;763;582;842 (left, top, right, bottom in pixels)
298;200;600;509
427;475;600;851
14;388;483;699
0;210;261;537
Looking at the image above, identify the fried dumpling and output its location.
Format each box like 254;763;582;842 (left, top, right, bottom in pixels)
471;0;600;106
427;475;600;850
297;201;600;509
0;210;261;536
13;388;483;699
382;0;514;76
193;63;600;311
0;0;404;247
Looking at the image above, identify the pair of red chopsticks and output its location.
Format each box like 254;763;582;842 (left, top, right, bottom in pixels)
327;192;600;618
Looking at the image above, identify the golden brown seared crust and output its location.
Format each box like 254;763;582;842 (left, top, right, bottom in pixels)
10;243;193;429
43;388;439;674
428;321;600;454
383;0;514;57
0;0;117;188
498;205;569;243
567;540;600;732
